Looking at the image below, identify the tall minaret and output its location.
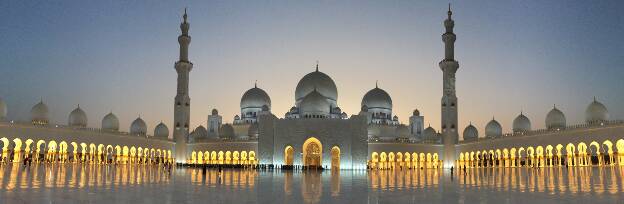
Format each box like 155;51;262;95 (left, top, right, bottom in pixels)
173;9;193;163
440;4;459;168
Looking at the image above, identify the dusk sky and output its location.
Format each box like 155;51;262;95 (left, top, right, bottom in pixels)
1;1;623;138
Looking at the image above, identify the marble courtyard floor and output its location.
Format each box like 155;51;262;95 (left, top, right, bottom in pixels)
0;164;623;203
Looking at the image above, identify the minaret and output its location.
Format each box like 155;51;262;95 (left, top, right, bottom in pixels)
173;9;193;163
440;4;459;168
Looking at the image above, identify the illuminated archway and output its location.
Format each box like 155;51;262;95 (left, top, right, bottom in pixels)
616;139;624;165
302;137;322;167
331;146;340;170
284;146;294;165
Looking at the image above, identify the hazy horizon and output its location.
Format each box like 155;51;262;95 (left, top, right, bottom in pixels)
1;1;623;138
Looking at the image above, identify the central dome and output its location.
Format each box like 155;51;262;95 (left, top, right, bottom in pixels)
299;89;331;117
295;69;337;106
361;87;392;111
240;86;271;110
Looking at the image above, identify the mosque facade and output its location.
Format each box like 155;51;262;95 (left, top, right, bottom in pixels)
1;8;624;169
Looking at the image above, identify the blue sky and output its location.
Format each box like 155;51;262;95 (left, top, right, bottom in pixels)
1;1;622;137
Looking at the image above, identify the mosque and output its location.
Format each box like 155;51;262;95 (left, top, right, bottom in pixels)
1;7;623;170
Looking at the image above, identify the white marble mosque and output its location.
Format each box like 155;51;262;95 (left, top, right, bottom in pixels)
1;8;624;170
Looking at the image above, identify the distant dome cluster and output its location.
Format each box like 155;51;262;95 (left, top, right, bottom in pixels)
11;99;172;139
463;97;611;140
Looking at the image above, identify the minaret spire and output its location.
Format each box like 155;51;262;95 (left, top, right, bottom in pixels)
439;5;460;168
173;8;193;163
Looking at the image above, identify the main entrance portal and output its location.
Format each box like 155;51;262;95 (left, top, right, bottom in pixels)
303;137;322;167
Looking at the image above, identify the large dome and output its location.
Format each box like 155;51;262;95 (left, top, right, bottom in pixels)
485;118;502;138
463;123;478;141
31;100;49;125
295;69;337;105
240;86;271;110
68;105;87;127
0;97;7;120
361;86;392;111
102;112;119;131
546;105;566;130
585;98;608;124
299;89;331;117
512;112;531;133
154;122;169;138
130;117;147;136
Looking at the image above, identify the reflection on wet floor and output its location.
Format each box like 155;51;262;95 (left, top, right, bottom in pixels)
0;164;623;203
0;164;170;191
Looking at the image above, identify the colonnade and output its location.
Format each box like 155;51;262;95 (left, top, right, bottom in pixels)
190;150;257;165
457;139;624;168
0;137;173;165
368;152;441;170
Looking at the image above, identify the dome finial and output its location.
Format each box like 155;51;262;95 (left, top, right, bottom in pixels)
593;96;596;102
315;60;319;72
375;80;378;88
254;80;257;88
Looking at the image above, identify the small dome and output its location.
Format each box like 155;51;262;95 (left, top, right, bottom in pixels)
332;106;342;113
392;115;398;121
512;112;531;133
68;105;87;127
0;97;7;120
261;105;269;112
546;105;566;130
211;109;219;115
341;112;348;119
130;117;147;136
102;112;119;131
234;115;240;120
485;118;502;138
423;126;437;141
219;124;234;139
299;89;331;117
240;86;271;110
395;125;410;139
585;98;609;124
413;109;420;116
361;87;393;112
295;69;338;104
193;125;207;138
463;123;479;141
31;100;49;125
154;122;169;138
